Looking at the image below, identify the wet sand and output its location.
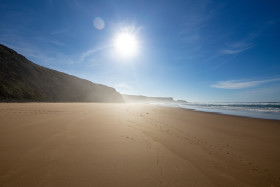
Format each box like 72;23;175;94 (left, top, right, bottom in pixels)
0;103;280;186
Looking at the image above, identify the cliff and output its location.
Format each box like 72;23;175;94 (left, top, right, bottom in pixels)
0;44;123;102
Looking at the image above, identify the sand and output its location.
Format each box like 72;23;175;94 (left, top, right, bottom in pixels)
0;103;280;187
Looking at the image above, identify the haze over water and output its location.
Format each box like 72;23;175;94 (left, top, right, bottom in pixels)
158;102;280;120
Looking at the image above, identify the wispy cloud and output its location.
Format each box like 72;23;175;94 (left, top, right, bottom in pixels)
79;44;110;63
209;55;238;71
220;41;253;55
211;78;280;89
220;46;252;55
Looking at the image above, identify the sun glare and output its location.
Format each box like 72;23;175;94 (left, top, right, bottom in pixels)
114;32;138;58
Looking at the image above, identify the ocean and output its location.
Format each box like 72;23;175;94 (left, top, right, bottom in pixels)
158;102;280;120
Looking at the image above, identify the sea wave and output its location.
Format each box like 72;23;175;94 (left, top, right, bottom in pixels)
179;102;280;113
155;102;280;120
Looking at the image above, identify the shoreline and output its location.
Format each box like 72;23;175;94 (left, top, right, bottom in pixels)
155;103;280;121
0;103;280;186
179;106;280;121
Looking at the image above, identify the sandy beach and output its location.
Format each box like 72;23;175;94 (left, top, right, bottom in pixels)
0;103;280;187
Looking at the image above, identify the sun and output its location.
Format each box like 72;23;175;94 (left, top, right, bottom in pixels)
114;32;138;58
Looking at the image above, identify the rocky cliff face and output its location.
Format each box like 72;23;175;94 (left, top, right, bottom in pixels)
0;44;123;102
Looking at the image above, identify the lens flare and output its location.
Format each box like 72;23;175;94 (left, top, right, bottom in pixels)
93;17;105;30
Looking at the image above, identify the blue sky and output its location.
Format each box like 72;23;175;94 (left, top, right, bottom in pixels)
1;0;280;102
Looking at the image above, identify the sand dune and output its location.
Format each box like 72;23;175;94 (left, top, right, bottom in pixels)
0;103;280;186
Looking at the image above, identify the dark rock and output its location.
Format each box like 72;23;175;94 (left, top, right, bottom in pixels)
0;44;123;102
